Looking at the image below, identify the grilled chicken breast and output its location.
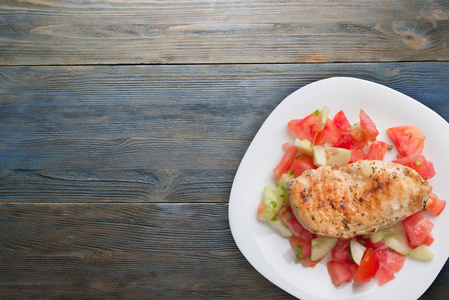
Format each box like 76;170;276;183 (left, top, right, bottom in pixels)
286;160;430;239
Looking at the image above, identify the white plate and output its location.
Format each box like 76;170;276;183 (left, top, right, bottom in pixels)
229;77;449;300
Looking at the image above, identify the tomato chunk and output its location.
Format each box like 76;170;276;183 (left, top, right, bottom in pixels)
366;141;389;160
360;110;379;140
376;265;395;285
363;239;385;251
393;155;435;180
280;207;314;241
333;110;351;130
327;261;353;286
331;239;353;264
289;236;312;260
291;155;316;177
353;248;379;282
425;192;446;216
375;248;406;273
386;125;425;156
424;234;434;246
288;113;318;142
273;143;298;179
314;118;342;145
402;211;434;247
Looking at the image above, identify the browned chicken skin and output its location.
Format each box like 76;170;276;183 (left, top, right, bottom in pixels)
286;160;430;239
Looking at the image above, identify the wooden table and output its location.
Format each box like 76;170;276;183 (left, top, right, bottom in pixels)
1;1;448;299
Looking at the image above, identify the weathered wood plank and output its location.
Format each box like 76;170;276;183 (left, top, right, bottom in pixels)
0;0;448;65
0;203;446;299
1;63;448;203
0;203;292;299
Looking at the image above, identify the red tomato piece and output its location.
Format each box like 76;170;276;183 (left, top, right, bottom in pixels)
331;240;353;264
303;257;322;268
314;118;342;146
288;113;318;142
349;142;368;163
375;248;406;273
425;192;446;216
366;141;389;160
386;125;425;157
273;143;298;179
353;248;380;282
363;239;385;251
289;235;312;260
376;265;395;285
402;211;434;247
360;109;379;140
333;110;351;130
424;234;434;246
393;155;435;180
327;261;353;287
291;155;316;177
280;206;314;241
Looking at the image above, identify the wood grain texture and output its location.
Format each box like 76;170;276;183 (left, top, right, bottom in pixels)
0;203;446;299
1;0;449;65
0;203;290;299
1;63;449;203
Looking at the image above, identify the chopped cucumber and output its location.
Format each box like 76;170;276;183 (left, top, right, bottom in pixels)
370;223;403;243
325;147;352;167
311;236;337;261
275;185;289;207
258;186;282;221
276;172;294;188
350;239;366;265
294;138;313;156
408;245;434;261
384;230;413;255
312;145;326;167
268;216;292;238
316;106;330;132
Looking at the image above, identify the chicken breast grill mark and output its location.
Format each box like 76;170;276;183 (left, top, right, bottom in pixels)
286;160;430;239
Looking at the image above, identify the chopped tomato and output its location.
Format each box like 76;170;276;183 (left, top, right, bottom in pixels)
303;257;322;268
333;110;351;130
289;236;312;260
288;113;318;142
327;261;353;287
291;155;316;177
393;154;435;180
360;109;379;140
386;125;425;157
366;141;389;160
363;239;385;251
425;192;446;216
375;248;406;273
349;142;368;163
280;207;314;241
331;239;353;264
424;234;434;246
273;143;298;179
376;265;395;285
353;248;379;282
402;211;434;247
314;118;342;145
257;203;264;216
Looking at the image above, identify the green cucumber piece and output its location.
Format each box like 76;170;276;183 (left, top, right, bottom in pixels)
350;239;366;265
408;245;434;261
258;186;282;221
370;223;403;243
311;237;337;261
294;138;313;157
312;145;326;167
384;230;413;255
